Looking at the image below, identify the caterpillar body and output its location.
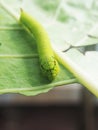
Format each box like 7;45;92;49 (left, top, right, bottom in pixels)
19;10;59;81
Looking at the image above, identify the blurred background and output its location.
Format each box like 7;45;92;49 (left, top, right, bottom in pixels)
0;83;97;130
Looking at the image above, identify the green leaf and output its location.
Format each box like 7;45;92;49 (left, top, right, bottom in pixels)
0;2;76;96
0;0;98;96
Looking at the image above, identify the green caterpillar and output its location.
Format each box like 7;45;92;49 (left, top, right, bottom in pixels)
19;10;60;81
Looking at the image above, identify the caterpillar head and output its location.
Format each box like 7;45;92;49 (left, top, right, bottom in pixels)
40;56;59;81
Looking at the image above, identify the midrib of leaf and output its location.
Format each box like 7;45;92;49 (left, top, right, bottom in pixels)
54;48;98;97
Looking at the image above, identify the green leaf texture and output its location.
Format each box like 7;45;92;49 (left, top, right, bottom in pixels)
0;0;98;96
0;3;76;95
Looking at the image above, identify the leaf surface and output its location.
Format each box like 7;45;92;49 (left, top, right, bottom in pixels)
0;0;98;96
0;2;76;95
